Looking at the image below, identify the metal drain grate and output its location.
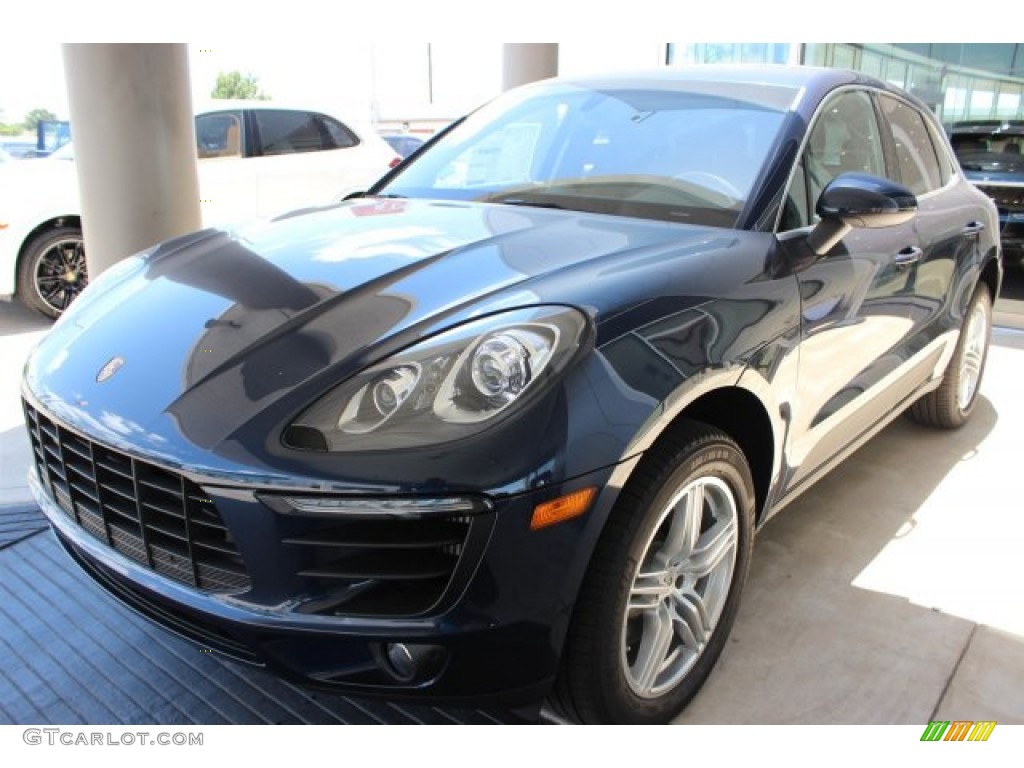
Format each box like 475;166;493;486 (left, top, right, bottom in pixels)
0;531;537;724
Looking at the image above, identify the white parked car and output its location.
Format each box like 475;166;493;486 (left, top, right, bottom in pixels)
0;102;400;317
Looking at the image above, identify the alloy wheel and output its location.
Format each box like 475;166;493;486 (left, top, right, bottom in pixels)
957;301;988;411
621;475;738;698
34;236;88;314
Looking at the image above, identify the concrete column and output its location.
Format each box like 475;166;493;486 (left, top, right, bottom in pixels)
502;44;559;91
63;44;201;278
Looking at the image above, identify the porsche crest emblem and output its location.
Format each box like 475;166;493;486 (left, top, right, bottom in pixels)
96;356;125;383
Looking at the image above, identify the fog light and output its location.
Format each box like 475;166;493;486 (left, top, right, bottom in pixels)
386;643;416;681
381;642;447;683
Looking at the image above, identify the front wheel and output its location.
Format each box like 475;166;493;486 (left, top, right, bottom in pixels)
16;226;88;319
908;284;991;429
551;422;755;724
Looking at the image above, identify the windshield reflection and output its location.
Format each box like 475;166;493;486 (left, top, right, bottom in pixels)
379;80;795;228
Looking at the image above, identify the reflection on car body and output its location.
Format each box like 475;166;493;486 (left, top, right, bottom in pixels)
0;103;400;318
22;66;1001;723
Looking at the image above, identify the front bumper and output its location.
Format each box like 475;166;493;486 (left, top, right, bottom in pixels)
26;405;622;707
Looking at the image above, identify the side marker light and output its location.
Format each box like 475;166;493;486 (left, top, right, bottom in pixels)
530;487;597;530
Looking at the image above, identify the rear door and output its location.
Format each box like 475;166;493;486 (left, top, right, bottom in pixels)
876;93;993;327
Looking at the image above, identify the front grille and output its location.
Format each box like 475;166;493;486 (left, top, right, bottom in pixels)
24;402;251;594
282;513;480;618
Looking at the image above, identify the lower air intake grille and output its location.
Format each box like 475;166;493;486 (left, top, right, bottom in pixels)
282;514;478;618
24;401;251;594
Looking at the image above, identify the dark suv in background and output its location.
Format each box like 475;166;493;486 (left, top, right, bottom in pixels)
949;120;1024;267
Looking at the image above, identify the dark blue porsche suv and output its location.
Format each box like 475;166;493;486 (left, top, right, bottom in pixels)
22;66;1001;724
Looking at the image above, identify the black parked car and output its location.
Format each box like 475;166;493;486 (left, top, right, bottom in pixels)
23;66;1001;724
949;120;1024;267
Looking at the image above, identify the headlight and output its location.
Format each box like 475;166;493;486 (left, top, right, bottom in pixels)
285;306;588;451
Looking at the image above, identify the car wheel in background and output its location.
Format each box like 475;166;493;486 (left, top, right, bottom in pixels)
17;226;89;319
908;284;992;429
551;422;755;724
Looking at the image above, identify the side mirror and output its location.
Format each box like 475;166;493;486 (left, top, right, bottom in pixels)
808;173;917;255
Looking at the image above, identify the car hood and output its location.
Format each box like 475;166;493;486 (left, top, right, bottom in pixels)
24;198;742;471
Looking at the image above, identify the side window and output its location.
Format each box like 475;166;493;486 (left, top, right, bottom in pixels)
320;115;358;149
878;95;943;195
805;91;885;205
196;112;242;159
780;90;885;231
255;110;326;155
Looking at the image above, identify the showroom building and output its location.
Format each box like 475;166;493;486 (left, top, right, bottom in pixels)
669;43;1024;124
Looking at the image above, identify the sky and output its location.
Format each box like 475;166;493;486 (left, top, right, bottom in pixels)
0;43;494;126
0;42;670;131
0;11;1019;131
0;43;68;124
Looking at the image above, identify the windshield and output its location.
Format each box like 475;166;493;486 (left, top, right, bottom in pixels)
376;80;793;227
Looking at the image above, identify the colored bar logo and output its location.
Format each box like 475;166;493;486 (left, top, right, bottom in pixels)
920;720;997;741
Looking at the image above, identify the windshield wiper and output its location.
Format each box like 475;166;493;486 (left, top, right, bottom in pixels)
493;197;566;210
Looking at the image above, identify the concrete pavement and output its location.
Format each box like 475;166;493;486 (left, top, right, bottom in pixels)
1;296;1021;724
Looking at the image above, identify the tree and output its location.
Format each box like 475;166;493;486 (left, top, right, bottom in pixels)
23;108;57;131
211;71;269;100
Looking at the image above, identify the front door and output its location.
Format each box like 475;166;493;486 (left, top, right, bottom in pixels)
780;88;934;492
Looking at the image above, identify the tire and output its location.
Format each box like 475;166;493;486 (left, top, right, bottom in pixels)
908;284;992;429
551;422;755;724
16;226;88;319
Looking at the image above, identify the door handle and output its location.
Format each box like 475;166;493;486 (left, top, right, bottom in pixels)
962;221;986;235
893;246;923;266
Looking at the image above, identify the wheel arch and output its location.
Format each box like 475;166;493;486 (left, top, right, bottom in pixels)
978;249;1001;305
658;386;776;526
556;375;781;631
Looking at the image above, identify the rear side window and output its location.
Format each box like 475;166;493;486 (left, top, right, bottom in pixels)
321;115;358;149
878;95;944;195
254;110;327;155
